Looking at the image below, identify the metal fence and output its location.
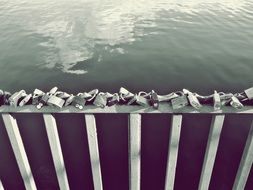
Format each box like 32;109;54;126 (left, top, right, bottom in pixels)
0;104;252;190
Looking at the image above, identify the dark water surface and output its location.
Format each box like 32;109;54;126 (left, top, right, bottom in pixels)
0;0;252;94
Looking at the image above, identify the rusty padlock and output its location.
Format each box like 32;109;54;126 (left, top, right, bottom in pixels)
171;95;189;110
93;93;107;108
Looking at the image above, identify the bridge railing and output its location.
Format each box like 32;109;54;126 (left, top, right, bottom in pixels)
0;104;252;190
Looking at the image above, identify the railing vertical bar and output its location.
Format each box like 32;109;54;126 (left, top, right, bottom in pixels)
164;114;182;190
198;115;225;190
2;114;37;190
129;114;141;190
43;114;70;190
232;120;253;190
0;180;4;190
84;114;103;190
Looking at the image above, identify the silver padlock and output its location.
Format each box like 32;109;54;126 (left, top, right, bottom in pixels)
71;95;86;109
9;90;26;107
186;92;202;109
220;93;233;106
244;87;253;100
3;91;11;105
136;94;149;106
150;90;159;109
0;90;5;106
213;90;221;111
119;87;134;101
19;94;32;107
47;95;65;108
49;87;58;95
171;95;189;109
65;94;75;106
230;96;244;109
32;89;45;105
55;91;71;99
37;93;51;109
157;92;179;102
77;92;92;99
127;94;137;105
107;93;120;106
93;93;107;108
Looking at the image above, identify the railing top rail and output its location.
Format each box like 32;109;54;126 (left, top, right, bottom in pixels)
0;104;253;114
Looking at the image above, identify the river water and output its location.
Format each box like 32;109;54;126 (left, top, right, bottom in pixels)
0;0;252;94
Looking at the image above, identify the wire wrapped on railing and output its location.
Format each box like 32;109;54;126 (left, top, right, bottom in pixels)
0;87;253;110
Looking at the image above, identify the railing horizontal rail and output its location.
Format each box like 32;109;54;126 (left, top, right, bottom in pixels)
0;105;253;114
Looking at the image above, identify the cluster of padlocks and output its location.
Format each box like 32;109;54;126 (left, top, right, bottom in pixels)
0;87;253;110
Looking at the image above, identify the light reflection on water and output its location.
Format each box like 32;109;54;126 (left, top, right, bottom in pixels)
0;0;252;93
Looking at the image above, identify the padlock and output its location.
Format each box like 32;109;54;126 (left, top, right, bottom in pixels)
9;90;26;107
183;89;192;95
64;94;74;106
55;91;71;99
3;91;12;105
49;87;58;95
107;93;120;106
150;90;159;109
119;87;134;101
0;90;4;106
187;93;202;109
171;95;189;109
220;93;233;106
213;90;221;111
230;96;244;109
47;95;65;108
37;93;51;109
93;93;107;108
244;87;253;100
19;94;32;107
136;95;150;106
71;95;86;109
220;93;233;100
194;93;213;104
157;92;179;102
127;94;137;105
77;92;92;99
32;89;45;105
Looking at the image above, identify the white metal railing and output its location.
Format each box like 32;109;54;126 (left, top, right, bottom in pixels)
0;104;253;190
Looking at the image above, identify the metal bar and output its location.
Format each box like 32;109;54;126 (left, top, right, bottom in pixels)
0;180;4;190
164;115;182;190
2;114;37;190
43;114;70;190
129;114;141;190
232;120;253;190
84;114;103;190
198;115;225;190
1;105;253;114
